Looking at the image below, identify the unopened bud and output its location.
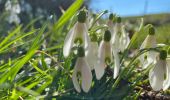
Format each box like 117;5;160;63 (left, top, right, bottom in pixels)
104;30;111;42
148;26;155;35
159;50;167;60
77;10;86;23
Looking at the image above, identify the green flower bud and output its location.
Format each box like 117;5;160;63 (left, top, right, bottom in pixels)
148;26;155;35
91;33;98;42
77;10;86;23
77;46;85;57
109;13;114;20
104;30;111;42
116;16;121;23
159;50;167;60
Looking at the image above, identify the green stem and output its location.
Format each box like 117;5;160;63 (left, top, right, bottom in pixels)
89;10;108;31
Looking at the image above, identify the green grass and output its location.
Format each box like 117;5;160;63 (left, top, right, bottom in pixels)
0;0;170;99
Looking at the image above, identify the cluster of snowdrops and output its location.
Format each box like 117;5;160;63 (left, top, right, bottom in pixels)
63;10;170;93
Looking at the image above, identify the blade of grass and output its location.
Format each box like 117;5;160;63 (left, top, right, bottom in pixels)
0;24;47;84
52;0;84;33
0;30;37;53
0;26;22;48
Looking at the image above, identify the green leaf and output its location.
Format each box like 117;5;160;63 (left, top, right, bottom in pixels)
128;19;153;49
52;0;84;33
0;24;47;84
0;30;37;53
0;26;21;48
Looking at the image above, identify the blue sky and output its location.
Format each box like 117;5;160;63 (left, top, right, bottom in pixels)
89;0;170;17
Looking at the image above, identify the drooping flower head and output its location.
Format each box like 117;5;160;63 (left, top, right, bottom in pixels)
95;30;112;80
111;16;121;48
111;16;121;79
107;13;115;34
149;50;170;91
63;10;91;58
119;25;130;52
86;33;98;70
139;25;157;69
72;46;92;93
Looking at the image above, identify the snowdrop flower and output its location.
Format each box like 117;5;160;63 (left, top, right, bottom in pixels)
139;26;157;69
86;34;98;70
94;30;112;80
112;48;120;79
111;16;121;79
86;12;95;29
149;50;170;91
119;25;130;52
72;47;92;93
63;10;90;58
111;16;121;46
107;13;115;35
5;0;21;24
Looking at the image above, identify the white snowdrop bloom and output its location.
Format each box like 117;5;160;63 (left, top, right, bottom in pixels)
5;0;21;14
86;33;98;70
86;12;95;29
111;16;121;79
119;25;130;52
139;26;157;69
112;37;120;79
72;47;92;93
111;16;121;46
149;50;170;91
94;30;112;80
112;48;120;79
5;0;12;11
107;14;115;35
8;12;20;24
5;0;21;24
63;11;91;58
12;3;21;14
86;41;98;70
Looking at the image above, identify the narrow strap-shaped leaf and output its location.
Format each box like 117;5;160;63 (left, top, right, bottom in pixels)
52;0;84;32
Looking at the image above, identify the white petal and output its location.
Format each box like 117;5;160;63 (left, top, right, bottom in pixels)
138;53;145;66
112;23;121;46
83;23;91;56
72;58;82;93
140;35;148;49
148;35;156;48
95;60;105;80
141;52;155;69
163;59;170;90
149;60;166;91
63;24;76;58
105;42;112;61
75;22;90;56
80;58;92;93
86;42;98;70
94;41;106;80
113;50;120;79
147;51;157;64
139;42;157;69
141;35;156;49
107;20;114;35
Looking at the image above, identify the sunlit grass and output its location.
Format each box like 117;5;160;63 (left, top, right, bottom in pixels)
0;0;170;99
